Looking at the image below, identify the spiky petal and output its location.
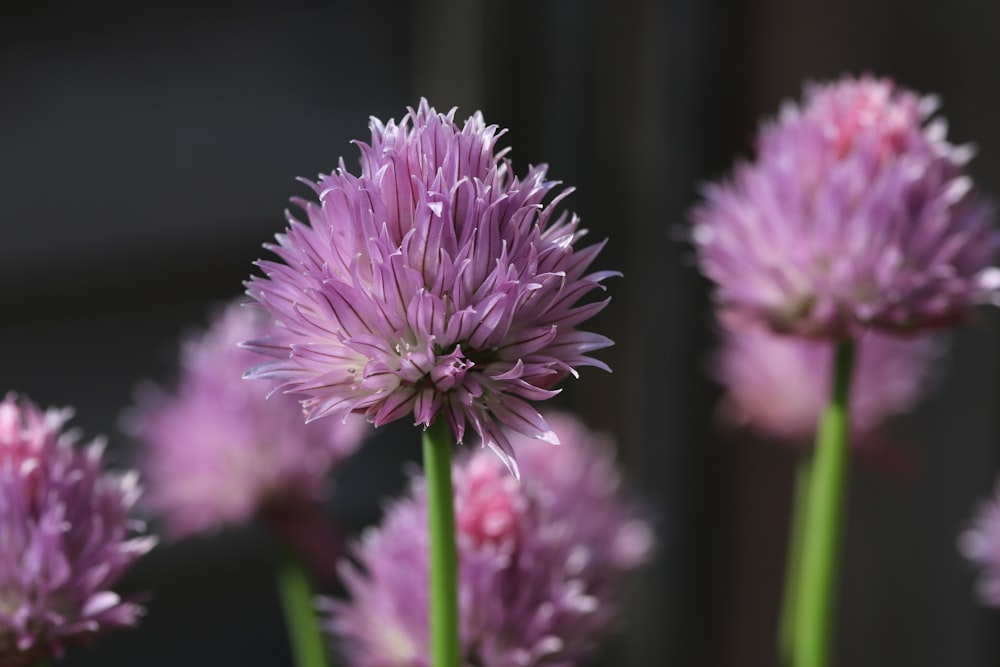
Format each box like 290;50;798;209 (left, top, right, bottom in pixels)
0;393;156;665
245;100;616;474
330;412;653;667
690;75;999;337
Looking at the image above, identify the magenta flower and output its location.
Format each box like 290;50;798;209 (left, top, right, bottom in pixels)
690;75;999;337
125;302;368;541
330;412;653;667
244;100;616;475
0;393;155;665
711;327;941;446
960;479;1000;605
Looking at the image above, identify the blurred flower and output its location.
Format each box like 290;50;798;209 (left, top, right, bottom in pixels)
331;412;653;667
690;75;999;337
244;100;616;476
0;393;155;666
959;479;1000;605
711;327;942;447
124;302;367;556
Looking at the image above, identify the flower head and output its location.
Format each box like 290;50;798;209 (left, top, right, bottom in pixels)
0;393;155;665
125;302;367;539
711;327;941;446
959;479;1000;605
690;75;999;337
244;100;616;475
331;412;653;667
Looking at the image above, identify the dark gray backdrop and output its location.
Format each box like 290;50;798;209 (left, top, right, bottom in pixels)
3;1;999;665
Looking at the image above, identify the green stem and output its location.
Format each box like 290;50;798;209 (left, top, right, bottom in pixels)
275;548;330;667
423;419;461;667
778;458;812;667
794;339;855;667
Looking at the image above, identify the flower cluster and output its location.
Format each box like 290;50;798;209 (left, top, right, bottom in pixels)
711;328;942;446
0;393;155;666
331;412;653;667
245;100;616;475
690;75;998;337
125;302;367;539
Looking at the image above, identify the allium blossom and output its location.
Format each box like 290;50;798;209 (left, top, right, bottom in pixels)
959;479;1000;605
690;75;999;337
711;327;941;446
331;412;653;667
0;393;155;665
245;100;615;475
125;302;367;540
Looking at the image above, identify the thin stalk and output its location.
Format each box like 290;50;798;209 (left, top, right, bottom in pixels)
275;548;330;667
793;339;855;667
778;458;812;666
423;419;460;667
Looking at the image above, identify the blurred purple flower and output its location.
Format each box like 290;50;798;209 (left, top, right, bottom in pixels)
0;393;155;666
244;100;616;475
330;412;653;667
124;302;367;551
690;75;999;337
960;479;1000;605
711;327;942;447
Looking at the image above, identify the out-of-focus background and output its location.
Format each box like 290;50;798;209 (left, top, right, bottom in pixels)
4;1;1000;665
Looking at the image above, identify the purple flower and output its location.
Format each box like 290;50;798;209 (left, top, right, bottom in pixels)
960;479;1000;605
244;100;616;475
330;412;653;667
690;75;999;337
711;327;941;447
124;302;368;543
0;393;155;665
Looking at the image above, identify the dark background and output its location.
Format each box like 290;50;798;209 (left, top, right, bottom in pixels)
3;1;1000;665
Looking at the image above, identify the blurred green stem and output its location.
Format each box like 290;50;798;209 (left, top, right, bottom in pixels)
423;419;460;667
778;458;811;666
275;548;330;667
793;339;855;667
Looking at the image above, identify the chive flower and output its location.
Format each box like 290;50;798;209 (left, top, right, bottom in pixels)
711;327;942;446
0;393;155;665
125;302;367;542
690;75;998;337
244;100;616;475
330;412;653;666
960;479;1000;605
